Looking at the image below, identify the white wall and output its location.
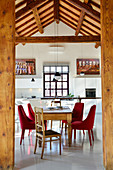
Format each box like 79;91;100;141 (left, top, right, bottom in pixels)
16;21;101;98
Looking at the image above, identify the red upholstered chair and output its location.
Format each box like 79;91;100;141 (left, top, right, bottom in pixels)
71;105;96;146
27;103;35;121
62;103;84;137
18;105;35;145
27;103;47;131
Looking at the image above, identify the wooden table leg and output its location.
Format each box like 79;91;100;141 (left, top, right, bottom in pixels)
67;114;72;147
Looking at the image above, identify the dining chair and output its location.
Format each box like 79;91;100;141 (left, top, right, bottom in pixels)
34;107;61;159
27;103;47;131
18;105;35;145
71;105;96;146
62;102;84;138
50;100;61;129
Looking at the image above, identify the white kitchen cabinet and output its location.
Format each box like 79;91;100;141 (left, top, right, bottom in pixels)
15;78;42;89
73;78;85;97
73;77;102;114
73;77;101;97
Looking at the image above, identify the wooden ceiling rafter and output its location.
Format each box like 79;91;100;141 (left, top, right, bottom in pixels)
21;18;54;37
54;0;59;23
67;0;100;21
60;9;99;35
22;19;54;38
16;0;48;20
37;0;52;10
16;17;35;31
59;10;78;25
91;1;100;9
15;0;27;9
16;11;54;34
59;4;80;20
83;18;100;31
15;35;100;43
60;14;93;35
19;16;54;36
32;7;44;34
16;0;53;24
16;4;54;33
16;11;33;24
60;0;81;15
75;10;85;36
59;0;100;34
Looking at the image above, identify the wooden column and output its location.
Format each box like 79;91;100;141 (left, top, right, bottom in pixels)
101;0;113;169
0;0;15;169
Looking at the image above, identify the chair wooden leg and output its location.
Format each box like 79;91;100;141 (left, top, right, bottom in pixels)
50;137;52;150
51;120;52;129
59;136;61;155
74;129;76;140
59;120;61;128
34;136;37;154
44;120;47;130
41;140;45;159
88;130;92;146
20;129;25;145
61;122;63;134
91;129;94;142
65;124;67;133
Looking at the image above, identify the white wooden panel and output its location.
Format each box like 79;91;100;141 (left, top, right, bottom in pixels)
74;78;85;97
15;78;42;88
86;78;96;88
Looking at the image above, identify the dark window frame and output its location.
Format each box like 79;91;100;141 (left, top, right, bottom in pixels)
43;65;69;97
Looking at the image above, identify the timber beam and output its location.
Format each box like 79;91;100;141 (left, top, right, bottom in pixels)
15;35;100;43
95;42;101;48
75;10;85;36
33;7;44;34
54;0;59;23
68;0;100;21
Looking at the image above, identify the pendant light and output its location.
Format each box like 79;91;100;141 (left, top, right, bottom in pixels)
53;22;61;81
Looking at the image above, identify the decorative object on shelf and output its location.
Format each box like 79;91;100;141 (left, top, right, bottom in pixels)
15;59;36;75
31;78;35;82
77;59;100;75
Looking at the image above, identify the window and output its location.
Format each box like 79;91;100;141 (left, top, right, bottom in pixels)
43;65;69;97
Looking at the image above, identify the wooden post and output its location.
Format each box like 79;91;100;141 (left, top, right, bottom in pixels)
101;0;113;169
0;0;15;169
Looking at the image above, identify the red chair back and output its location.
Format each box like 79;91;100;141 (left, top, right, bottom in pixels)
27;103;35;121
72;102;84;121
18;105;35;129
83;105;96;129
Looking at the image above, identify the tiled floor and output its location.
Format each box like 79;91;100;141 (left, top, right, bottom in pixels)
14;121;104;170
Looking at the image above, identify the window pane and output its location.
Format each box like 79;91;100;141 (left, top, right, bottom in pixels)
44;67;49;73
45;82;50;89
51;82;55;89
45;90;50;96
63;74;67;81
57;82;61;88
63;82;67;88
51;90;55;96
45;75;50;81
57;90;62;96
51;67;55;73
63;66;68;73
63;90;67;96
51;75;54;81
57;66;61;73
